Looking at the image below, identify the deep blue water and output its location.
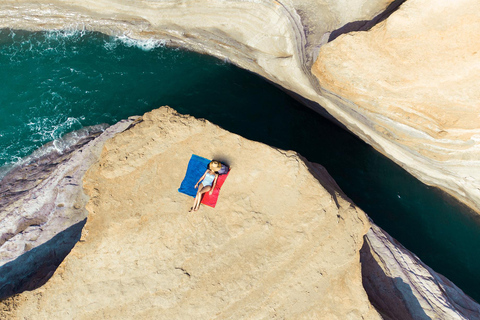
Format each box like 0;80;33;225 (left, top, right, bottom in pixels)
1;29;479;302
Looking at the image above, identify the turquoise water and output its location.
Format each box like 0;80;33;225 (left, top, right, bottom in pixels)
1;29;480;302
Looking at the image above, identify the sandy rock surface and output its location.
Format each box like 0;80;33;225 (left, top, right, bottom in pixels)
313;0;480;213
0;0;392;90
1;107;380;319
3;0;479;216
2;108;479;319
0;120;140;300
361;224;480;320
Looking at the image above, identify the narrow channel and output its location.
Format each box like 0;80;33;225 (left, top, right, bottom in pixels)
1;29;479;302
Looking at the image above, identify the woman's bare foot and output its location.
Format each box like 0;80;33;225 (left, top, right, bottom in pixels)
189;207;194;213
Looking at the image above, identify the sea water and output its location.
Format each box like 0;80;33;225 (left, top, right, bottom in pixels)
1;29;479;302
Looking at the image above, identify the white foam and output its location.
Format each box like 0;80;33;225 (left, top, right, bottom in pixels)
26;116;85;143
0;123;108;181
44;27;87;40
114;35;166;51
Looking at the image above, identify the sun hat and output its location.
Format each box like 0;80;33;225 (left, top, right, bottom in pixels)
208;160;222;172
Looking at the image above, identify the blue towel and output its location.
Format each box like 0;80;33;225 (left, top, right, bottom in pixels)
178;154;211;197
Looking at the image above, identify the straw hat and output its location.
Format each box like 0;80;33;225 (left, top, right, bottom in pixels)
209;160;222;172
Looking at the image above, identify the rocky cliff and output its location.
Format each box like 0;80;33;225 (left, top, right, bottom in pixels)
2;107;478;319
361;224;480;320
1;108;381;319
313;0;480;215
2;0;478;215
0;118;138;300
2;0;480;318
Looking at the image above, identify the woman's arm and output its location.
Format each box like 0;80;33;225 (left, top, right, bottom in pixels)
209;174;219;195
195;171;207;188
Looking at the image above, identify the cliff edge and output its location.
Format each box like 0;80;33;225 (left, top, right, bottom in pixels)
313;0;480;214
2;0;478;215
2;108;479;319
1;107;380;319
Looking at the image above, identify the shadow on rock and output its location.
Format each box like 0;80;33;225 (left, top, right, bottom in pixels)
329;0;408;42
360;236;430;320
0;219;86;301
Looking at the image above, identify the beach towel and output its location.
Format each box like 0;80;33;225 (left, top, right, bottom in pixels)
178;155;230;208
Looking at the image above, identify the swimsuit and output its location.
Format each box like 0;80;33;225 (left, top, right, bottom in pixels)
201;172;215;187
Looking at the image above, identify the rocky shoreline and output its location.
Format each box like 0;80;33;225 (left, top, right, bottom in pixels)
0;118;138;298
1;0;480;317
1;0;478;215
0;108;478;319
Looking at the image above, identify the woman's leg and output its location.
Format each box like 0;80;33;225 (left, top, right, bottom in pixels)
190;187;203;212
190;186;204;212
193;185;211;210
192;193;201;211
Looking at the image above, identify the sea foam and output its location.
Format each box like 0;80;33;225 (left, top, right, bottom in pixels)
0;123;108;181
106;35;166;51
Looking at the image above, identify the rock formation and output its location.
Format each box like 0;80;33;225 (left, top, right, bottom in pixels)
1;0;478;215
2;108;479;319
1;107;381;319
313;0;480;215
1;0;480;317
361;224;480;320
0;119;137;300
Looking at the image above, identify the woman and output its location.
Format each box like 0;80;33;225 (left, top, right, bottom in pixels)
209;160;229;175
190;161;219;212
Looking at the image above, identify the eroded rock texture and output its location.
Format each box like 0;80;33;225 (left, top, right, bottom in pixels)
2;108;479;319
361;224;480;320
313;0;480;213
0;119;136;299
1;107;380;319
2;0;478;216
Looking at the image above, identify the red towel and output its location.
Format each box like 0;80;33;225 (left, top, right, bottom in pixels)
201;171;230;208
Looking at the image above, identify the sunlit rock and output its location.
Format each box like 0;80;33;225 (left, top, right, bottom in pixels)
313;0;480;213
1;107;380;319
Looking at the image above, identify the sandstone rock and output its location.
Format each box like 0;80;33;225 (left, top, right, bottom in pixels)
0;119;137;299
361;223;480;320
2;0;479;216
3;108;479;319
1;107;381;319
313;0;480;213
0;0;392;93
